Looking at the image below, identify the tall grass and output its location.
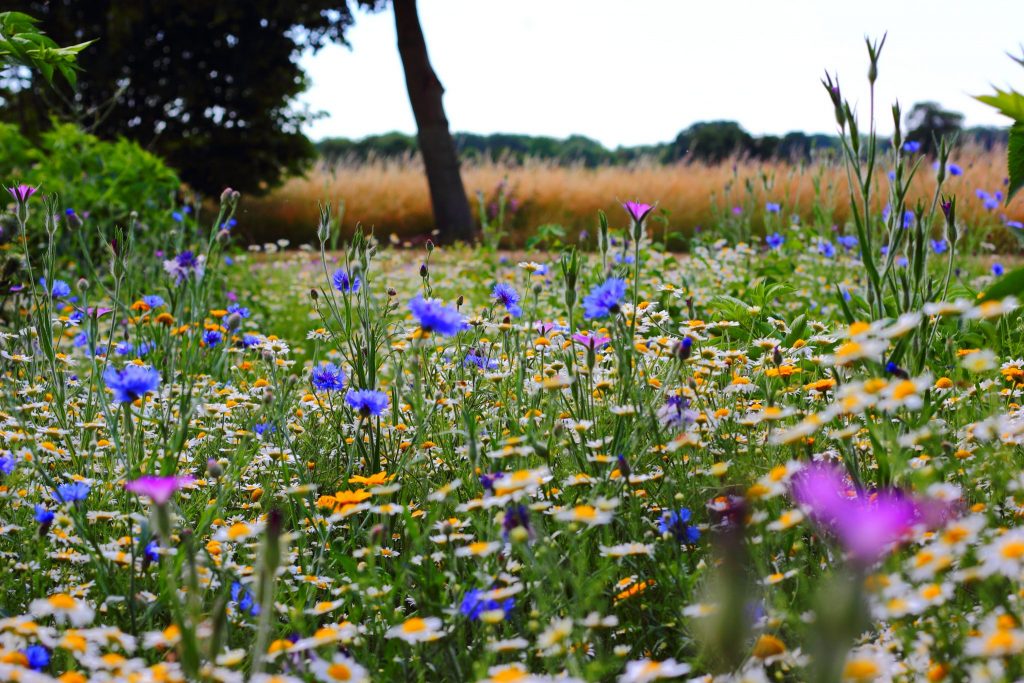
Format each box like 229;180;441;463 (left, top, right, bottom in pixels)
239;146;1024;248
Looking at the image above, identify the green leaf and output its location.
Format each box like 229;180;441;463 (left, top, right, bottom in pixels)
1009;123;1024;203
975;89;1024;122
980;263;1024;302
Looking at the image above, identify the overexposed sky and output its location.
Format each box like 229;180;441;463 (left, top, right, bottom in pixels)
300;0;1024;147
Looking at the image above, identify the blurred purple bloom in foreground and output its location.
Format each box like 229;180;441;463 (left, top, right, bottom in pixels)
791;463;946;565
125;475;195;505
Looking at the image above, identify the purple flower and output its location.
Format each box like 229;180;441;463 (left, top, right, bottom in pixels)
993;263;1005;277
345;389;389;417
6;184;37;203
902;141;921;153
582;277;626;320
818;241;836;258
791;464;927;565
124;475;195;505
622;200;654;224
103;365;161;402
311;362;345;392
765;202;781;214
163;250;205;283
766;232;784;249
572;332;610;349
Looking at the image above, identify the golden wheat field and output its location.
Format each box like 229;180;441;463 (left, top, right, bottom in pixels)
239;146;1024;247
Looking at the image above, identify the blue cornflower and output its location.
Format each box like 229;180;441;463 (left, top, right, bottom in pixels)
459;588;515;621
253;422;277;436
143;295;165;308
227;303;250;318
172;211;184;223
231;581;260;616
765;202;781;213
1008;220;1024;229
492;283;522;317
0;454;14;475
948;163;962;176
311;363;345;392
68;310;84;326
103;365;160;402
464;349;498;370
49;279;71;299
766;232;784;250
818;241;836;258
346;389;389;417
582;277;626;320
332;268;361;294
658;508;700;544
896;256;909;267
993;263;1005;277
145;539;160;563
202;329;223;347
34;505;54;525
409;295;465;336
242;334;262;348
837;235;858;251
902;210;915;229
902;141;921;153
114;341;134;356
22;645;50;671
931;239;948;254
53;482;91;504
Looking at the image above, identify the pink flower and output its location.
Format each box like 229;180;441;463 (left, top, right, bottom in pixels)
6;184;37;204
791;463;939;565
622;200;654;225
572;332;610;349
124;475;195;505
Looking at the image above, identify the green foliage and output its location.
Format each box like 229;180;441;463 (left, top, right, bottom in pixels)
1010;123;1024;204
0;121;179;229
1;1;383;197
0;11;92;87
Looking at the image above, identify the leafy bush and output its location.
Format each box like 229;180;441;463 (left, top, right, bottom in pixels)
0;121;180;229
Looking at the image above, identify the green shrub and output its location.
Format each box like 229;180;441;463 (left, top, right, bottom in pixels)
0;121;179;228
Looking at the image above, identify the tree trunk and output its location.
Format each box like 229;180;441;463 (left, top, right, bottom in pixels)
393;0;474;243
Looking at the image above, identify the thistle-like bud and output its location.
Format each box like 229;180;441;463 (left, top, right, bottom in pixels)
206;458;223;478
76;278;90;293
225;313;242;331
419;263;428;279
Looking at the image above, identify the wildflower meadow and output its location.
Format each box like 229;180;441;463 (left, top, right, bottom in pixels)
7;14;1024;683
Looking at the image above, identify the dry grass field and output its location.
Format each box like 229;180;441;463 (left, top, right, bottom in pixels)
239;146;1024;248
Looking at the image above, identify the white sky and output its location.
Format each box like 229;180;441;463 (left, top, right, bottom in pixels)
299;0;1024;147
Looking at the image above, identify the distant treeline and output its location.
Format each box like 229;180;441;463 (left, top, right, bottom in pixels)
317;119;1010;166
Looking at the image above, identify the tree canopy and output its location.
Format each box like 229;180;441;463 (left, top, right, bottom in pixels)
1;1;382;196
